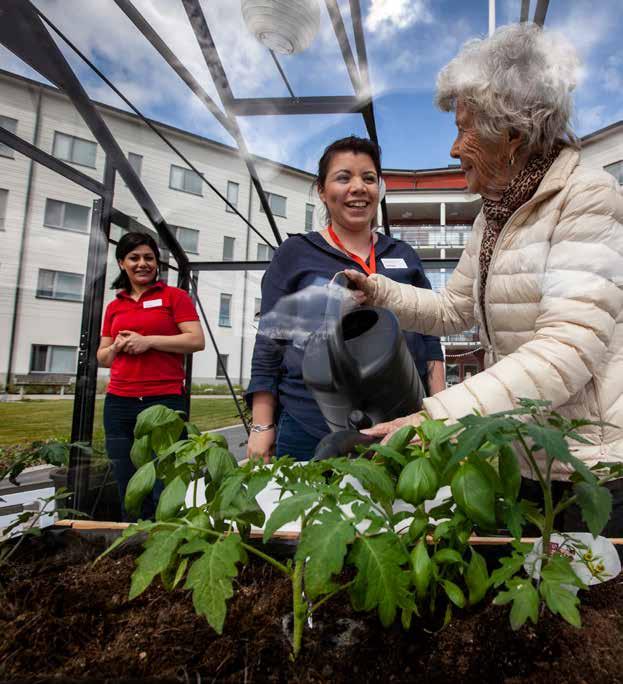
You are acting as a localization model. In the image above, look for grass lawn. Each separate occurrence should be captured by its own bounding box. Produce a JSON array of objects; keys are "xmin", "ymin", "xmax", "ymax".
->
[{"xmin": 0, "ymin": 398, "xmax": 243, "ymax": 447}]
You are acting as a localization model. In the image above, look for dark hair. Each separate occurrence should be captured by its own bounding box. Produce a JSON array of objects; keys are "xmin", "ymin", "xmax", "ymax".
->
[
  {"xmin": 112, "ymin": 231, "xmax": 161, "ymax": 291},
  {"xmin": 315, "ymin": 135, "xmax": 382, "ymax": 192},
  {"xmin": 314, "ymin": 136, "xmax": 382, "ymax": 226}
]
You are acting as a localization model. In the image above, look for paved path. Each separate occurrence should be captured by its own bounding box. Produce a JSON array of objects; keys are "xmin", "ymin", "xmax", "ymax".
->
[{"xmin": 211, "ymin": 423, "xmax": 248, "ymax": 461}]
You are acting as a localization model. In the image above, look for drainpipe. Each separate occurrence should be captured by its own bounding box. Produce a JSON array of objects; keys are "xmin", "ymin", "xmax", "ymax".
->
[
  {"xmin": 238, "ymin": 174, "xmax": 254, "ymax": 385},
  {"xmin": 2, "ymin": 86, "xmax": 43, "ymax": 398}
]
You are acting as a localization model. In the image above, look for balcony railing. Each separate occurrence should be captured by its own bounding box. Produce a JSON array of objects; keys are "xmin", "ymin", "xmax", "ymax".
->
[
  {"xmin": 442, "ymin": 327, "xmax": 480, "ymax": 345},
  {"xmin": 392, "ymin": 225, "xmax": 472, "ymax": 249}
]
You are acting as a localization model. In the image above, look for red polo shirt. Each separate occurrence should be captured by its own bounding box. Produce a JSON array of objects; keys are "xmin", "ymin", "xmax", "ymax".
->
[{"xmin": 102, "ymin": 281, "xmax": 199, "ymax": 397}]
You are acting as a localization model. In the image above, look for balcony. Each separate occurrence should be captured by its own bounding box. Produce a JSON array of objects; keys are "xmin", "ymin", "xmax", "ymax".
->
[
  {"xmin": 442, "ymin": 328, "xmax": 480, "ymax": 346},
  {"xmin": 392, "ymin": 225, "xmax": 472, "ymax": 249}
]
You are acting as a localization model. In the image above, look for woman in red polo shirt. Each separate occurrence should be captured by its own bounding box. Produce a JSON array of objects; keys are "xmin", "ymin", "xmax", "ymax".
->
[{"xmin": 98, "ymin": 232, "xmax": 205, "ymax": 520}]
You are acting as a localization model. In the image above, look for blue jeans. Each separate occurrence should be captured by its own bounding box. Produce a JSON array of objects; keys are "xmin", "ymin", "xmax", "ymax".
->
[
  {"xmin": 275, "ymin": 411, "xmax": 321, "ymax": 462},
  {"xmin": 104, "ymin": 393, "xmax": 186, "ymax": 521}
]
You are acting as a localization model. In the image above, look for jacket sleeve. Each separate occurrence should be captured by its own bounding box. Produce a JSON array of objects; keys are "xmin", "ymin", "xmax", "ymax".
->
[
  {"xmin": 245, "ymin": 259, "xmax": 288, "ymax": 405},
  {"xmin": 423, "ymin": 176, "xmax": 623, "ymax": 422},
  {"xmin": 367, "ymin": 226, "xmax": 479, "ymax": 337}
]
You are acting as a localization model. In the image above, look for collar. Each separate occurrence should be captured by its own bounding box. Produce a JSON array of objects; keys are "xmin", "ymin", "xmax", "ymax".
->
[
  {"xmin": 116, "ymin": 280, "xmax": 165, "ymax": 300},
  {"xmin": 300, "ymin": 229, "xmax": 398, "ymax": 261}
]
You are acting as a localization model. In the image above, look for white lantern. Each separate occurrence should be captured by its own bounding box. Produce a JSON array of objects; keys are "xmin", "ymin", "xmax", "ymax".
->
[{"xmin": 241, "ymin": 0, "xmax": 320, "ymax": 55}]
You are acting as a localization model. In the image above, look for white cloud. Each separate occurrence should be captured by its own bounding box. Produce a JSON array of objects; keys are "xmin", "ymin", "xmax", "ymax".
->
[
  {"xmin": 365, "ymin": 0, "xmax": 433, "ymax": 37},
  {"xmin": 601, "ymin": 53, "xmax": 623, "ymax": 93}
]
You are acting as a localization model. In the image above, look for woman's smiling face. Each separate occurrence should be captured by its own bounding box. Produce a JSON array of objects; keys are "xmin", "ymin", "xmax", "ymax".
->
[
  {"xmin": 118, "ymin": 244, "xmax": 158, "ymax": 289},
  {"xmin": 318, "ymin": 151, "xmax": 380, "ymax": 233}
]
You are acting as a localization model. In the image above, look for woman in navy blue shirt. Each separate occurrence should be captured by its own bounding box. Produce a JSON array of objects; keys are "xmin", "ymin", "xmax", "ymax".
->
[{"xmin": 246, "ymin": 136, "xmax": 444, "ymax": 461}]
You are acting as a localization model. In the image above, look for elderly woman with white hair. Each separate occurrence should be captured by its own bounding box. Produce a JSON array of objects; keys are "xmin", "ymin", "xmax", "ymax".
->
[{"xmin": 346, "ymin": 23, "xmax": 623, "ymax": 533}]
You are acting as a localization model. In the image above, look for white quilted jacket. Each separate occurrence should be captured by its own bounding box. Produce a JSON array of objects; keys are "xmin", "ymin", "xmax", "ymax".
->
[{"xmin": 368, "ymin": 148, "xmax": 623, "ymax": 478}]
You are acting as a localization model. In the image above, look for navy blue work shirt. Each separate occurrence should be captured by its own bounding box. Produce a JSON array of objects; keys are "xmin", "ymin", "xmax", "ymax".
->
[{"xmin": 245, "ymin": 231, "xmax": 444, "ymax": 439}]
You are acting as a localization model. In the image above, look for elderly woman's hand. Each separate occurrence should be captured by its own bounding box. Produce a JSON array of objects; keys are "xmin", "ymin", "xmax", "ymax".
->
[
  {"xmin": 344, "ymin": 269, "xmax": 374, "ymax": 305},
  {"xmin": 361, "ymin": 411, "xmax": 427, "ymax": 445}
]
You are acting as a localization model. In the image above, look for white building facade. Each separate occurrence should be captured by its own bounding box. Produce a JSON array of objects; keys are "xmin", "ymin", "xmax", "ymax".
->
[{"xmin": 0, "ymin": 69, "xmax": 322, "ymax": 387}]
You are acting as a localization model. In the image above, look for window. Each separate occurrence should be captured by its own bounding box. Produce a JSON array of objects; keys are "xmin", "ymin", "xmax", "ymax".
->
[
  {"xmin": 127, "ymin": 152, "xmax": 143, "ymax": 178},
  {"xmin": 172, "ymin": 225, "xmax": 199, "ymax": 253},
  {"xmin": 44, "ymin": 199, "xmax": 90, "ymax": 233},
  {"xmin": 0, "ymin": 115, "xmax": 17, "ymax": 158},
  {"xmin": 36, "ymin": 269, "xmax": 84, "ymax": 301},
  {"xmin": 257, "ymin": 243, "xmax": 273, "ymax": 261},
  {"xmin": 259, "ymin": 191, "xmax": 287, "ymax": 218},
  {"xmin": 52, "ymin": 131, "xmax": 97, "ymax": 167},
  {"xmin": 30, "ymin": 345, "xmax": 77, "ymax": 374},
  {"xmin": 219, "ymin": 293, "xmax": 232, "ymax": 327},
  {"xmin": 215, "ymin": 354, "xmax": 229, "ymax": 378},
  {"xmin": 305, "ymin": 203, "xmax": 315, "ymax": 232},
  {"xmin": 0, "ymin": 188, "xmax": 7, "ymax": 230},
  {"xmin": 169, "ymin": 164, "xmax": 202, "ymax": 195},
  {"xmin": 223, "ymin": 236, "xmax": 235, "ymax": 261},
  {"xmin": 254, "ymin": 297, "xmax": 262, "ymax": 320},
  {"xmin": 226, "ymin": 181, "xmax": 239, "ymax": 212},
  {"xmin": 604, "ymin": 160, "xmax": 623, "ymax": 184}
]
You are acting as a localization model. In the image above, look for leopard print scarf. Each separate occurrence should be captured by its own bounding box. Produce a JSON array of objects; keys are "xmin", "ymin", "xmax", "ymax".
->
[{"xmin": 478, "ymin": 144, "xmax": 562, "ymax": 335}]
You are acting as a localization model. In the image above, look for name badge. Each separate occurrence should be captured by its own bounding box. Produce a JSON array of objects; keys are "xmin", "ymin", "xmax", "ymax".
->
[
  {"xmin": 381, "ymin": 258, "xmax": 407, "ymax": 269},
  {"xmin": 143, "ymin": 299, "xmax": 163, "ymax": 309}
]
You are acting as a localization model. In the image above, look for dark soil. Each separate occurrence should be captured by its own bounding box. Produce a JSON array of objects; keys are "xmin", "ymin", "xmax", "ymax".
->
[{"xmin": 1, "ymin": 531, "xmax": 622, "ymax": 683}]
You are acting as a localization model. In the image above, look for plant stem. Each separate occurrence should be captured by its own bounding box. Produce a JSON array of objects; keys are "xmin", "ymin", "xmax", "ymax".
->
[
  {"xmin": 291, "ymin": 558, "xmax": 305, "ymax": 659},
  {"xmin": 192, "ymin": 478, "xmax": 198, "ymax": 508},
  {"xmin": 309, "ymin": 579, "xmax": 355, "ymax": 614}
]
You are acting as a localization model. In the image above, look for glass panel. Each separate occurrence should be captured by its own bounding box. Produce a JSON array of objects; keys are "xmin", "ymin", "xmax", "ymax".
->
[
  {"xmin": 52, "ymin": 131, "xmax": 73, "ymax": 161},
  {"xmin": 36, "ymin": 269, "xmax": 55, "ymax": 297},
  {"xmin": 226, "ymin": 181, "xmax": 239, "ymax": 212},
  {"xmin": 216, "ymin": 354, "xmax": 228, "ymax": 377},
  {"xmin": 257, "ymin": 243, "xmax": 273, "ymax": 261},
  {"xmin": 184, "ymin": 168, "xmax": 203, "ymax": 195},
  {"xmin": 30, "ymin": 345, "xmax": 48, "ymax": 372},
  {"xmin": 55, "ymin": 272, "xmax": 83, "ymax": 301},
  {"xmin": 305, "ymin": 203, "xmax": 314, "ymax": 231},
  {"xmin": 169, "ymin": 165, "xmax": 184, "ymax": 190},
  {"xmin": 43, "ymin": 198, "xmax": 63, "ymax": 228},
  {"xmin": 271, "ymin": 193, "xmax": 287, "ymax": 217},
  {"xmin": 128, "ymin": 152, "xmax": 143, "ymax": 177},
  {"xmin": 0, "ymin": 188, "xmax": 7, "ymax": 230},
  {"xmin": 49, "ymin": 346, "xmax": 77, "ymax": 373},
  {"xmin": 219, "ymin": 294, "xmax": 231, "ymax": 326},
  {"xmin": 446, "ymin": 364, "xmax": 460, "ymax": 386},
  {"xmin": 604, "ymin": 160, "xmax": 623, "ymax": 184},
  {"xmin": 0, "ymin": 115, "xmax": 17, "ymax": 157},
  {"xmin": 463, "ymin": 364, "xmax": 479, "ymax": 380},
  {"xmin": 254, "ymin": 297, "xmax": 262, "ymax": 320},
  {"xmin": 223, "ymin": 236, "xmax": 235, "ymax": 261},
  {"xmin": 175, "ymin": 226, "xmax": 199, "ymax": 253},
  {"xmin": 73, "ymin": 137, "xmax": 97, "ymax": 167},
  {"xmin": 63, "ymin": 202, "xmax": 90, "ymax": 232}
]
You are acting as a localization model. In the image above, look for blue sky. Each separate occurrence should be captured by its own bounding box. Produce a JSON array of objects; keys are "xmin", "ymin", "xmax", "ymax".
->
[{"xmin": 1, "ymin": 0, "xmax": 621, "ymax": 173}]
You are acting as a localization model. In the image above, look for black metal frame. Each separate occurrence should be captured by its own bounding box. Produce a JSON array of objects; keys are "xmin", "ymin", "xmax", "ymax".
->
[{"xmin": 0, "ymin": 0, "xmax": 530, "ymax": 517}]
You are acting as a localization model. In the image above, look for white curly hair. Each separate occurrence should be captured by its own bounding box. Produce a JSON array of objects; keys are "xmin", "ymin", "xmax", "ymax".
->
[{"xmin": 435, "ymin": 23, "xmax": 580, "ymax": 154}]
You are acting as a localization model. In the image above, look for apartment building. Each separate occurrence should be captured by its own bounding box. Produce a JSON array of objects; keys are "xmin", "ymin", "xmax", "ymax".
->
[
  {"xmin": 1, "ymin": 67, "xmax": 621, "ymax": 390},
  {"xmin": 0, "ymin": 69, "xmax": 321, "ymax": 387}
]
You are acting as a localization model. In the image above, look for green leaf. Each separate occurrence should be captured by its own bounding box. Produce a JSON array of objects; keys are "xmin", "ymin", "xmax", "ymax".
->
[
  {"xmin": 246, "ymin": 471, "xmax": 272, "ymax": 499},
  {"xmin": 295, "ymin": 509, "xmax": 356, "ymax": 600},
  {"xmin": 451, "ymin": 462, "xmax": 496, "ymax": 530},
  {"xmin": 130, "ymin": 435, "xmax": 153, "ymax": 469},
  {"xmin": 214, "ymin": 472, "xmax": 246, "ymax": 512},
  {"xmin": 184, "ymin": 535, "xmax": 243, "ymax": 634},
  {"xmin": 540, "ymin": 554, "xmax": 585, "ymax": 589},
  {"xmin": 465, "ymin": 549, "xmax": 488, "ymax": 605},
  {"xmin": 173, "ymin": 557, "xmax": 188, "ymax": 588},
  {"xmin": 574, "ymin": 482, "xmax": 612, "ymax": 537},
  {"xmin": 493, "ymin": 578, "xmax": 539, "ymax": 630},
  {"xmin": 328, "ymin": 458, "xmax": 395, "ymax": 505},
  {"xmin": 489, "ymin": 551, "xmax": 527, "ymax": 588},
  {"xmin": 94, "ymin": 520, "xmax": 154, "ymax": 563},
  {"xmin": 37, "ymin": 441, "xmax": 70, "ymax": 467},
  {"xmin": 263, "ymin": 488, "xmax": 319, "ymax": 542},
  {"xmin": 204, "ymin": 432, "xmax": 228, "ymax": 449},
  {"xmin": 129, "ymin": 527, "xmax": 187, "ymax": 599},
  {"xmin": 134, "ymin": 404, "xmax": 182, "ymax": 438},
  {"xmin": 185, "ymin": 422, "xmax": 201, "ymax": 436},
  {"xmin": 349, "ymin": 533, "xmax": 410, "ymax": 627},
  {"xmin": 407, "ymin": 510, "xmax": 429, "ymax": 542},
  {"xmin": 125, "ymin": 461, "xmax": 156, "ymax": 518},
  {"xmin": 432, "ymin": 548, "xmax": 464, "ymax": 565},
  {"xmin": 441, "ymin": 580, "xmax": 465, "ymax": 608},
  {"xmin": 411, "ymin": 539, "xmax": 433, "ymax": 600},
  {"xmin": 369, "ymin": 444, "xmax": 407, "ymax": 467},
  {"xmin": 540, "ymin": 580, "xmax": 581, "ymax": 627},
  {"xmin": 155, "ymin": 475, "xmax": 188, "ymax": 521},
  {"xmin": 385, "ymin": 425, "xmax": 416, "ymax": 452},
  {"xmin": 207, "ymin": 447, "xmax": 237, "ymax": 485},
  {"xmin": 524, "ymin": 423, "xmax": 595, "ymax": 483},
  {"xmin": 498, "ymin": 444, "xmax": 521, "ymax": 502},
  {"xmin": 397, "ymin": 458, "xmax": 439, "ymax": 506}
]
